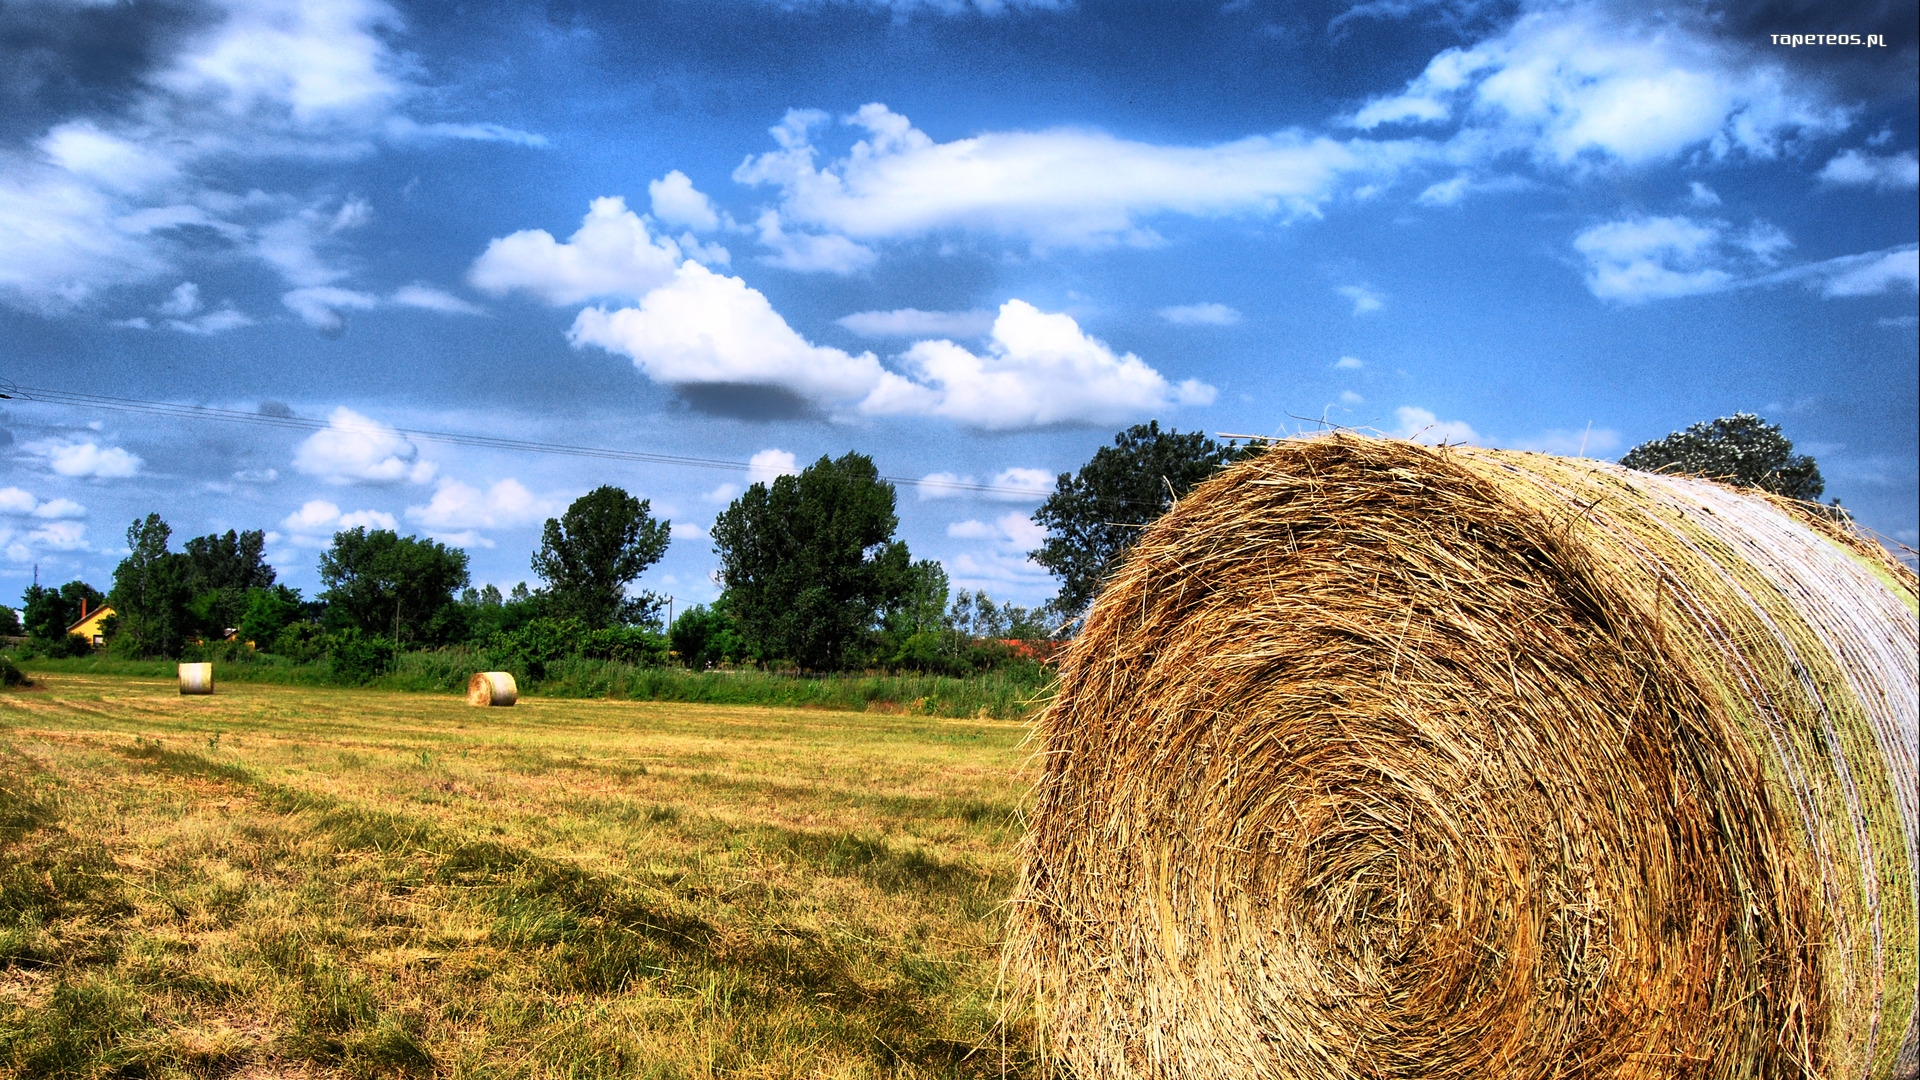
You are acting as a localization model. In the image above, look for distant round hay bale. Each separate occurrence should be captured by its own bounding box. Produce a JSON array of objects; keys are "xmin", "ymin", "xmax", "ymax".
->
[
  {"xmin": 467, "ymin": 671, "xmax": 517, "ymax": 707},
  {"xmin": 1009, "ymin": 434, "xmax": 1918, "ymax": 1079},
  {"xmin": 177, "ymin": 662, "xmax": 214, "ymax": 696}
]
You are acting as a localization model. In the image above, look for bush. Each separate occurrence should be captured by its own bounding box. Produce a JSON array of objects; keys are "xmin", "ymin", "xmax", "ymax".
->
[
  {"xmin": 0, "ymin": 655, "xmax": 30, "ymax": 687},
  {"xmin": 273, "ymin": 623, "xmax": 328, "ymax": 663},
  {"xmin": 579, "ymin": 626, "xmax": 668, "ymax": 666},
  {"xmin": 327, "ymin": 628, "xmax": 395, "ymax": 686}
]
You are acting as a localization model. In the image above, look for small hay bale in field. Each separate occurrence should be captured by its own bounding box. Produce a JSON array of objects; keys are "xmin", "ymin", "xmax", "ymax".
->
[
  {"xmin": 177, "ymin": 662, "xmax": 214, "ymax": 695},
  {"xmin": 467, "ymin": 671, "xmax": 517, "ymax": 707},
  {"xmin": 1009, "ymin": 434, "xmax": 1918, "ymax": 1080}
]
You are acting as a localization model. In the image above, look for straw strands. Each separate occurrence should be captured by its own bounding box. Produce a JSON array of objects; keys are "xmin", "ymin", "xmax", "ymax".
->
[{"xmin": 1008, "ymin": 434, "xmax": 1918, "ymax": 1080}]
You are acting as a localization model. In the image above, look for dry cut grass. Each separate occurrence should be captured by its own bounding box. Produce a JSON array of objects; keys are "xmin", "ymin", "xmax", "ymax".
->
[{"xmin": 0, "ymin": 673, "xmax": 1039, "ymax": 1079}]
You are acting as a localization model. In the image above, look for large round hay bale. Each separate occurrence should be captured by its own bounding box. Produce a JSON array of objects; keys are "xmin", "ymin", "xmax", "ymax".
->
[
  {"xmin": 177, "ymin": 662, "xmax": 214, "ymax": 695},
  {"xmin": 1010, "ymin": 434, "xmax": 1918, "ymax": 1080},
  {"xmin": 467, "ymin": 671, "xmax": 517, "ymax": 707}
]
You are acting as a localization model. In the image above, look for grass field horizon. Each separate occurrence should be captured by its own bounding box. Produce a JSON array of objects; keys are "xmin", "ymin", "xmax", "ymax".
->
[{"xmin": 0, "ymin": 672, "xmax": 1039, "ymax": 1078}]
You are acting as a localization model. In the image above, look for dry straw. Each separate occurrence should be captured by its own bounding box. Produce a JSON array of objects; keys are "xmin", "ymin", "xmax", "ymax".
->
[{"xmin": 1008, "ymin": 434, "xmax": 1918, "ymax": 1079}]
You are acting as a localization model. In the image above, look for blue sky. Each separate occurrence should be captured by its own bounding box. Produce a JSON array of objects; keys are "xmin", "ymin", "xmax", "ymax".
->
[{"xmin": 2, "ymin": 0, "xmax": 1915, "ymax": 609}]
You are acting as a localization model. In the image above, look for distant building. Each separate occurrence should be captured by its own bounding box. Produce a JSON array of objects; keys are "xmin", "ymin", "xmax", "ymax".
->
[{"xmin": 67, "ymin": 601, "xmax": 114, "ymax": 647}]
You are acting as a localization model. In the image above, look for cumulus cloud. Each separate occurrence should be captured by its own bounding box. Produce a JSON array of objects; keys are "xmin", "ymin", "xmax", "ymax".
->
[
  {"xmin": 918, "ymin": 466, "xmax": 1053, "ymax": 501},
  {"xmin": 0, "ymin": 488, "xmax": 84, "ymax": 519},
  {"xmin": 469, "ymin": 197, "xmax": 688, "ymax": 304},
  {"xmin": 406, "ymin": 478, "xmax": 556, "ymax": 531},
  {"xmin": 1351, "ymin": 6, "xmax": 1846, "ymax": 168},
  {"xmin": 865, "ymin": 300, "xmax": 1216, "ymax": 428},
  {"xmin": 1335, "ymin": 355, "xmax": 1365, "ymax": 369},
  {"xmin": 292, "ymin": 407, "xmax": 436, "ymax": 485},
  {"xmin": 573, "ymin": 267, "xmax": 1214, "ymax": 429},
  {"xmin": 0, "ymin": 489, "xmax": 35, "ymax": 515},
  {"xmin": 752, "ymin": 210, "xmax": 878, "ymax": 274},
  {"xmin": 1688, "ymin": 181, "xmax": 1721, "ymax": 207},
  {"xmin": 942, "ymin": 510, "xmax": 1052, "ymax": 595},
  {"xmin": 837, "ymin": 308, "xmax": 995, "ymax": 338},
  {"xmin": 24, "ymin": 440, "xmax": 143, "ymax": 478},
  {"xmin": 569, "ymin": 261, "xmax": 892, "ymax": 403},
  {"xmin": 27, "ymin": 521, "xmax": 88, "ymax": 551},
  {"xmin": 280, "ymin": 499, "xmax": 397, "ymax": 541},
  {"xmin": 1337, "ymin": 284, "xmax": 1384, "ymax": 314},
  {"xmin": 1394, "ymin": 406, "xmax": 1482, "ymax": 445},
  {"xmin": 283, "ymin": 285, "xmax": 380, "ymax": 333},
  {"xmin": 1779, "ymin": 245, "xmax": 1920, "ymax": 298},
  {"xmin": 31, "ymin": 498, "xmax": 87, "ymax": 520},
  {"xmin": 734, "ymin": 103, "xmax": 1424, "ymax": 253},
  {"xmin": 649, "ymin": 170, "xmax": 722, "ymax": 232},
  {"xmin": 747, "ymin": 448, "xmax": 800, "ymax": 486},
  {"xmin": 1157, "ymin": 303, "xmax": 1242, "ymax": 326},
  {"xmin": 1818, "ymin": 149, "xmax": 1920, "ymax": 192}
]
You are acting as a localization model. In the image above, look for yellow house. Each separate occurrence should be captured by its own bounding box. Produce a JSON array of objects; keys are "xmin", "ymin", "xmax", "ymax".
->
[{"xmin": 67, "ymin": 602, "xmax": 114, "ymax": 647}]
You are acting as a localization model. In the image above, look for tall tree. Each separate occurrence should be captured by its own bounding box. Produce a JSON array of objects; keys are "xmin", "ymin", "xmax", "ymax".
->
[
  {"xmin": 531, "ymin": 486, "xmax": 671, "ymax": 629},
  {"xmin": 109, "ymin": 514, "xmax": 195, "ymax": 657},
  {"xmin": 22, "ymin": 580, "xmax": 107, "ymax": 648},
  {"xmin": 182, "ymin": 529, "xmax": 276, "ymax": 636},
  {"xmin": 1620, "ymin": 413, "xmax": 1825, "ymax": 501},
  {"xmin": 318, "ymin": 528, "xmax": 470, "ymax": 646},
  {"xmin": 711, "ymin": 452, "xmax": 910, "ymax": 670},
  {"xmin": 1031, "ymin": 422, "xmax": 1262, "ymax": 622}
]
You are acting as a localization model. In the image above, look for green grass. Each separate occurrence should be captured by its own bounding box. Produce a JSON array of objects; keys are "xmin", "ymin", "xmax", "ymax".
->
[
  {"xmin": 16, "ymin": 653, "xmax": 1054, "ymax": 721},
  {"xmin": 0, "ymin": 672, "xmax": 1040, "ymax": 1078}
]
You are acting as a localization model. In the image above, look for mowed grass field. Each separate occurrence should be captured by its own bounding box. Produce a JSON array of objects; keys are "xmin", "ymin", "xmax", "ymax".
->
[{"xmin": 0, "ymin": 674, "xmax": 1041, "ymax": 1079}]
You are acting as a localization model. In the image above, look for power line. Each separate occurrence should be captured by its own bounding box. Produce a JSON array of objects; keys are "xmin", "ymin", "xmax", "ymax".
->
[{"xmin": 5, "ymin": 383, "xmax": 1051, "ymax": 500}]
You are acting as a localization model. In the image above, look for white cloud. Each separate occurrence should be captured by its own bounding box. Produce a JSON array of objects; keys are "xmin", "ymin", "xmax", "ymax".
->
[
  {"xmin": 752, "ymin": 209, "xmax": 878, "ymax": 274},
  {"xmin": 1573, "ymin": 215, "xmax": 1743, "ymax": 301},
  {"xmin": 1157, "ymin": 303, "xmax": 1242, "ymax": 326},
  {"xmin": 406, "ymin": 478, "xmax": 555, "ymax": 529},
  {"xmin": 703, "ymin": 482, "xmax": 741, "ymax": 503},
  {"xmin": 748, "ymin": 448, "xmax": 800, "ymax": 486},
  {"xmin": 25, "ymin": 440, "xmax": 143, "ymax": 478},
  {"xmin": 649, "ymin": 170, "xmax": 722, "ymax": 232},
  {"xmin": 159, "ymin": 282, "xmax": 201, "ymax": 317},
  {"xmin": 669, "ymin": 521, "xmax": 707, "ymax": 541},
  {"xmin": 948, "ymin": 511, "xmax": 1045, "ymax": 549},
  {"xmin": 283, "ymin": 285, "xmax": 380, "ymax": 333},
  {"xmin": 864, "ymin": 300, "xmax": 1216, "ymax": 428},
  {"xmin": 947, "ymin": 518, "xmax": 997, "ymax": 540},
  {"xmin": 734, "ymin": 103, "xmax": 1423, "ymax": 253},
  {"xmin": 1394, "ymin": 406, "xmax": 1481, "ymax": 445},
  {"xmin": 571, "ymin": 268, "xmax": 1213, "ymax": 430},
  {"xmin": 279, "ymin": 499, "xmax": 396, "ymax": 541},
  {"xmin": 570, "ymin": 261, "xmax": 891, "ymax": 403},
  {"xmin": 1800, "ymin": 245, "xmax": 1920, "ymax": 298},
  {"xmin": 837, "ymin": 308, "xmax": 995, "ymax": 338},
  {"xmin": 1688, "ymin": 181, "xmax": 1721, "ymax": 207},
  {"xmin": 918, "ymin": 466, "xmax": 1053, "ymax": 501},
  {"xmin": 1335, "ymin": 356, "xmax": 1364, "ymax": 369},
  {"xmin": 1338, "ymin": 390, "xmax": 1364, "ymax": 405},
  {"xmin": 469, "ymin": 196, "xmax": 686, "ymax": 305},
  {"xmin": 27, "ymin": 521, "xmax": 88, "ymax": 551},
  {"xmin": 31, "ymin": 498, "xmax": 87, "ymax": 520},
  {"xmin": 291, "ymin": 407, "xmax": 436, "ymax": 485},
  {"xmin": 155, "ymin": 0, "xmax": 409, "ymax": 125},
  {"xmin": 1336, "ymin": 284, "xmax": 1383, "ymax": 314},
  {"xmin": 1578, "ymin": 215, "xmax": 1915, "ymax": 303},
  {"xmin": 1351, "ymin": 7, "xmax": 1846, "ymax": 168},
  {"xmin": 0, "ymin": 489, "xmax": 37, "ymax": 515},
  {"xmin": 1819, "ymin": 149, "xmax": 1920, "ymax": 192},
  {"xmin": 234, "ymin": 468, "xmax": 279, "ymax": 483},
  {"xmin": 392, "ymin": 283, "xmax": 484, "ymax": 314}
]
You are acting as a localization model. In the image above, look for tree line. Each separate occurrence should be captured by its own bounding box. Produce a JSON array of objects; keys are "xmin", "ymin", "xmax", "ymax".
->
[{"xmin": 8, "ymin": 412, "xmax": 1826, "ymax": 677}]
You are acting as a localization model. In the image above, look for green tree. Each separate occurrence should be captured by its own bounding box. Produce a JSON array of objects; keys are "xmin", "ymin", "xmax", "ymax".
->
[
  {"xmin": 670, "ymin": 600, "xmax": 747, "ymax": 669},
  {"xmin": 318, "ymin": 528, "xmax": 470, "ymax": 647},
  {"xmin": 885, "ymin": 559, "xmax": 951, "ymax": 638},
  {"xmin": 22, "ymin": 580, "xmax": 106, "ymax": 654},
  {"xmin": 182, "ymin": 529, "xmax": 276, "ymax": 636},
  {"xmin": 531, "ymin": 486, "xmax": 671, "ymax": 629},
  {"xmin": 711, "ymin": 452, "xmax": 911, "ymax": 670},
  {"xmin": 1031, "ymin": 422, "xmax": 1264, "ymax": 622},
  {"xmin": 109, "ymin": 514, "xmax": 195, "ymax": 657},
  {"xmin": 1620, "ymin": 413, "xmax": 1825, "ymax": 501},
  {"xmin": 237, "ymin": 585, "xmax": 304, "ymax": 649}
]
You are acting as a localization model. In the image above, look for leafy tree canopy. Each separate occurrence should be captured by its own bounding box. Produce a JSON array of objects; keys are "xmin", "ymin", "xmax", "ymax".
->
[
  {"xmin": 318, "ymin": 528, "xmax": 470, "ymax": 646},
  {"xmin": 531, "ymin": 485, "xmax": 671, "ymax": 630},
  {"xmin": 1031, "ymin": 421, "xmax": 1264, "ymax": 622},
  {"xmin": 108, "ymin": 513, "xmax": 195, "ymax": 657},
  {"xmin": 1619, "ymin": 413, "xmax": 1825, "ymax": 502},
  {"xmin": 711, "ymin": 452, "xmax": 910, "ymax": 671},
  {"xmin": 22, "ymin": 579, "xmax": 106, "ymax": 646}
]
